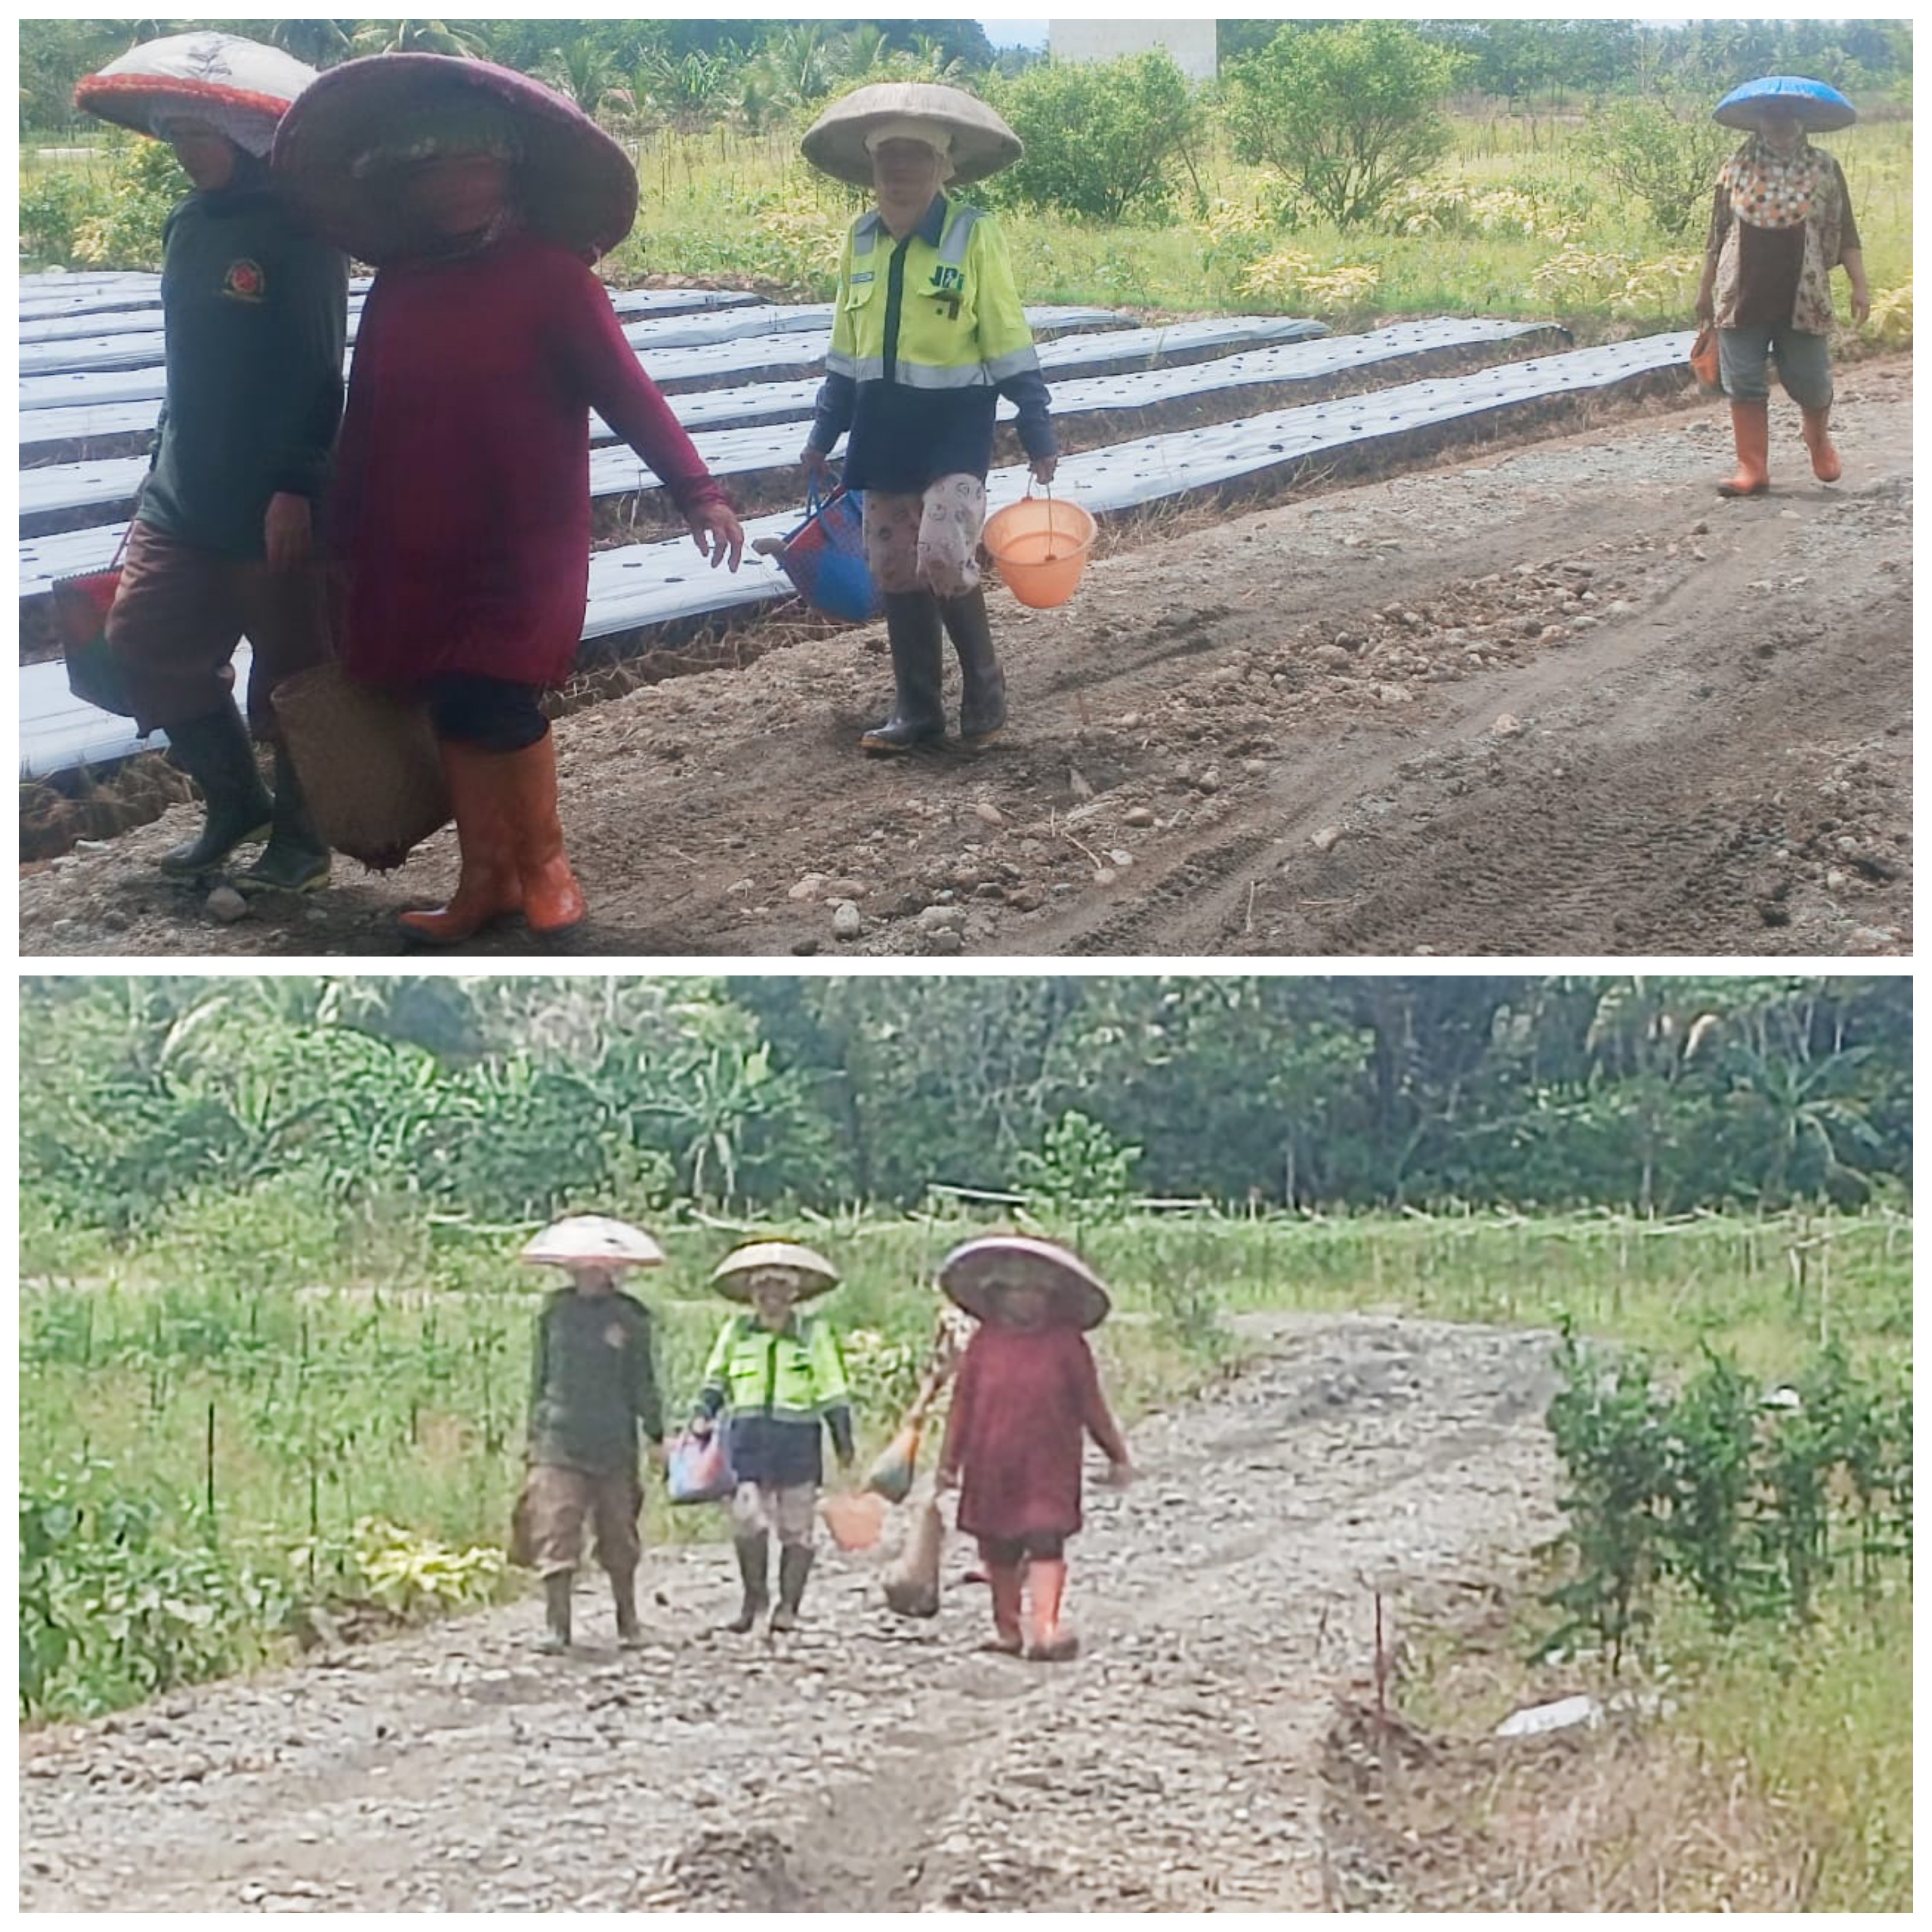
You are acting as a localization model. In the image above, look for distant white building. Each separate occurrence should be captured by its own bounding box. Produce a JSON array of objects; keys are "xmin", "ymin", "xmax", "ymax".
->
[{"xmin": 1048, "ymin": 19, "xmax": 1219, "ymax": 83}]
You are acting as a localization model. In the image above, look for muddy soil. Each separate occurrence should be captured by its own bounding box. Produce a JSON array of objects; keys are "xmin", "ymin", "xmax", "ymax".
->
[
  {"xmin": 20, "ymin": 1315, "xmax": 1562, "ymax": 1913},
  {"xmin": 20, "ymin": 359, "xmax": 1910, "ymax": 958}
]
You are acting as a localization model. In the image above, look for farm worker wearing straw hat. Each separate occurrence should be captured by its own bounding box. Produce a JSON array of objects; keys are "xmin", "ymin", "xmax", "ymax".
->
[
  {"xmin": 936, "ymin": 1236, "xmax": 1133, "ymax": 1661},
  {"xmin": 513, "ymin": 1217, "xmax": 669, "ymax": 1654},
  {"xmin": 689, "ymin": 1242, "xmax": 856, "ymax": 1634},
  {"xmin": 75, "ymin": 32, "xmax": 347, "ymax": 896},
  {"xmin": 272, "ymin": 55, "xmax": 745, "ymax": 944},
  {"xmin": 800, "ymin": 83, "xmax": 1058, "ymax": 754},
  {"xmin": 1695, "ymin": 75, "xmax": 1871, "ymax": 497}
]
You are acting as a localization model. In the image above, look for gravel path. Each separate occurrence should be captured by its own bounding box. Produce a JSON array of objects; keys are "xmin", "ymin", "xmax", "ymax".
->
[{"xmin": 21, "ymin": 1315, "xmax": 1563, "ymax": 1912}]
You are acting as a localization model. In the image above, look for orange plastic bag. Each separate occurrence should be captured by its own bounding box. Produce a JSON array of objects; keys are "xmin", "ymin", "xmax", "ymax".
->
[
  {"xmin": 1689, "ymin": 324, "xmax": 1723, "ymax": 396},
  {"xmin": 863, "ymin": 1417, "xmax": 924, "ymax": 1503}
]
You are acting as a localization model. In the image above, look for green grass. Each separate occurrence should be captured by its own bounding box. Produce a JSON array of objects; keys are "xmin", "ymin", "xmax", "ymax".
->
[
  {"xmin": 21, "ymin": 114, "xmax": 1911, "ymax": 332},
  {"xmin": 19, "ymin": 1201, "xmax": 1908, "ymax": 1751}
]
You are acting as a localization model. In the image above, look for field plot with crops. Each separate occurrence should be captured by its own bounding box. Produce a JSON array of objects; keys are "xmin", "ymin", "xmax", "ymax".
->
[{"xmin": 18, "ymin": 972, "xmax": 1913, "ymax": 1909}]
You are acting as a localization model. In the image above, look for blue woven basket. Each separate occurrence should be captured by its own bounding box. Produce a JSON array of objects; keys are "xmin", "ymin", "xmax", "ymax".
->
[{"xmin": 776, "ymin": 479, "xmax": 880, "ymax": 623}]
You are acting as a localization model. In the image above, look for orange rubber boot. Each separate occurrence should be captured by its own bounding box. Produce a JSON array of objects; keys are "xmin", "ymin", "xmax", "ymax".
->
[
  {"xmin": 398, "ymin": 742, "xmax": 522, "ymax": 945},
  {"xmin": 982, "ymin": 1562, "xmax": 1024, "ymax": 1654},
  {"xmin": 1717, "ymin": 399, "xmax": 1771, "ymax": 497},
  {"xmin": 501, "ymin": 732, "xmax": 587, "ymax": 936},
  {"xmin": 1025, "ymin": 1557, "xmax": 1079, "ymax": 1662},
  {"xmin": 1800, "ymin": 405, "xmax": 1842, "ymax": 482}
]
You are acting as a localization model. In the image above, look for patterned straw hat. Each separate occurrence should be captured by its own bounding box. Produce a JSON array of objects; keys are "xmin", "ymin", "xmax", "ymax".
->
[{"xmin": 76, "ymin": 32, "xmax": 317, "ymax": 157}]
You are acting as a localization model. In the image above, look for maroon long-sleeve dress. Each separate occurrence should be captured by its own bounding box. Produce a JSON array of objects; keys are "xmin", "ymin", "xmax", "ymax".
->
[
  {"xmin": 940, "ymin": 1322, "xmax": 1128, "ymax": 1544},
  {"xmin": 331, "ymin": 229, "xmax": 726, "ymax": 691}
]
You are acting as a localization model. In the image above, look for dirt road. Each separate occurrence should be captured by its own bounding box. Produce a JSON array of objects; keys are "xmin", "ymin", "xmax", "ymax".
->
[
  {"xmin": 21, "ymin": 1316, "xmax": 1561, "ymax": 1912},
  {"xmin": 21, "ymin": 358, "xmax": 1910, "ymax": 957}
]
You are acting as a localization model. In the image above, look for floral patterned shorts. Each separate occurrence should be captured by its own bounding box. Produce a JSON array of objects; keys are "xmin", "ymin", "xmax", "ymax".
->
[{"xmin": 861, "ymin": 474, "xmax": 987, "ymax": 597}]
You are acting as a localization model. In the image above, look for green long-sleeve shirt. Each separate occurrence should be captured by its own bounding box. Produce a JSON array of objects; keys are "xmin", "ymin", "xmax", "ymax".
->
[
  {"xmin": 140, "ymin": 180, "xmax": 348, "ymax": 558},
  {"xmin": 526, "ymin": 1290, "xmax": 664, "ymax": 1476}
]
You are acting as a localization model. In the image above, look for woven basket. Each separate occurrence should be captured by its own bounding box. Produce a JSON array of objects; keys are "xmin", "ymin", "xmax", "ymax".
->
[{"xmin": 271, "ymin": 663, "xmax": 449, "ymax": 871}]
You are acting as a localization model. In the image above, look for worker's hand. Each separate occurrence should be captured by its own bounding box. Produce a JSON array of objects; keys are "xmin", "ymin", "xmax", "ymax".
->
[
  {"xmin": 936, "ymin": 1466, "xmax": 960, "ymax": 1493},
  {"xmin": 1849, "ymin": 279, "xmax": 1872, "ymax": 326},
  {"xmin": 646, "ymin": 1440, "xmax": 670, "ymax": 1472},
  {"xmin": 264, "ymin": 491, "xmax": 313, "ymax": 571},
  {"xmin": 1103, "ymin": 1458, "xmax": 1137, "ymax": 1490},
  {"xmin": 800, "ymin": 442, "xmax": 832, "ymax": 481},
  {"xmin": 1694, "ymin": 282, "xmax": 1716, "ymax": 325},
  {"xmin": 1028, "ymin": 455, "xmax": 1059, "ymax": 487},
  {"xmin": 687, "ymin": 501, "xmax": 745, "ymax": 573}
]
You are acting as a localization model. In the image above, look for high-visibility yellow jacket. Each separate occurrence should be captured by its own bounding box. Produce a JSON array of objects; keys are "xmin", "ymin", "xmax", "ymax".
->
[
  {"xmin": 808, "ymin": 192, "xmax": 1056, "ymax": 493},
  {"xmin": 695, "ymin": 1310, "xmax": 854, "ymax": 1486}
]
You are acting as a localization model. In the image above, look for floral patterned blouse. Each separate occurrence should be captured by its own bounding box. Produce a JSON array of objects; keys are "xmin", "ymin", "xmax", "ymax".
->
[{"xmin": 1704, "ymin": 139, "xmax": 1861, "ymax": 337}]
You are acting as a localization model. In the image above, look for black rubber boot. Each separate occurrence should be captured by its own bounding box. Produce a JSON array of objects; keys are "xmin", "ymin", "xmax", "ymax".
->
[
  {"xmin": 770, "ymin": 1545, "xmax": 814, "ymax": 1632},
  {"xmin": 538, "ymin": 1571, "xmax": 573, "ymax": 1654},
  {"xmin": 610, "ymin": 1566, "xmax": 643, "ymax": 1650},
  {"xmin": 157, "ymin": 705, "xmax": 273, "ymax": 877},
  {"xmin": 726, "ymin": 1533, "xmax": 769, "ymax": 1634},
  {"xmin": 859, "ymin": 592, "xmax": 946, "ymax": 754},
  {"xmin": 940, "ymin": 589, "xmax": 1007, "ymax": 743},
  {"xmin": 236, "ymin": 744, "xmax": 330, "ymax": 895}
]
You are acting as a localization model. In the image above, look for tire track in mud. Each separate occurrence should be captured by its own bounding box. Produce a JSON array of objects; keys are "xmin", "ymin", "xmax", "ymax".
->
[
  {"xmin": 21, "ymin": 1316, "xmax": 1563, "ymax": 1914},
  {"xmin": 20, "ymin": 359, "xmax": 1910, "ymax": 958}
]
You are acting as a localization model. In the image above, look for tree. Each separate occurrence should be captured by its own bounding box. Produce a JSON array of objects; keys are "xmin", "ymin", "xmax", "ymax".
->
[
  {"xmin": 349, "ymin": 21, "xmax": 486, "ymax": 59},
  {"xmin": 539, "ymin": 34, "xmax": 630, "ymax": 116},
  {"xmin": 1577, "ymin": 91, "xmax": 1738, "ymax": 240},
  {"xmin": 1224, "ymin": 20, "xmax": 1466, "ymax": 228},
  {"xmin": 990, "ymin": 51, "xmax": 1205, "ymax": 224}
]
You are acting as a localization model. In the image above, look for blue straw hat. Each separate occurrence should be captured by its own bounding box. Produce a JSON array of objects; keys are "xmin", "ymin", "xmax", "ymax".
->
[{"xmin": 1714, "ymin": 76, "xmax": 1857, "ymax": 133}]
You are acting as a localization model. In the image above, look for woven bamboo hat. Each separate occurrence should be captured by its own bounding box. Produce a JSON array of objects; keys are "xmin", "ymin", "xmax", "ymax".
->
[
  {"xmin": 802, "ymin": 82, "xmax": 1023, "ymax": 187},
  {"xmin": 272, "ymin": 53, "xmax": 639, "ymax": 265},
  {"xmin": 939, "ymin": 1235, "xmax": 1112, "ymax": 1331},
  {"xmin": 75, "ymin": 32, "xmax": 317, "ymax": 157},
  {"xmin": 710, "ymin": 1240, "xmax": 842, "ymax": 1303}
]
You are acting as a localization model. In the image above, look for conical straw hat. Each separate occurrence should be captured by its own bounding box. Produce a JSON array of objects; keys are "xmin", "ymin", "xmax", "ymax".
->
[
  {"xmin": 802, "ymin": 82, "xmax": 1022, "ymax": 187},
  {"xmin": 520, "ymin": 1215, "xmax": 665, "ymax": 1271},
  {"xmin": 938, "ymin": 1235, "xmax": 1111, "ymax": 1331},
  {"xmin": 76, "ymin": 32, "xmax": 317, "ymax": 155},
  {"xmin": 710, "ymin": 1240, "xmax": 842, "ymax": 1302}
]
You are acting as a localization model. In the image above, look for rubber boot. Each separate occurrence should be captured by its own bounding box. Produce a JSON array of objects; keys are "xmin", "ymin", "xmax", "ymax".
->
[
  {"xmin": 236, "ymin": 743, "xmax": 330, "ymax": 895},
  {"xmin": 538, "ymin": 1571, "xmax": 573, "ymax": 1654},
  {"xmin": 1717, "ymin": 399, "xmax": 1772, "ymax": 497},
  {"xmin": 940, "ymin": 589, "xmax": 1007, "ymax": 743},
  {"xmin": 859, "ymin": 592, "xmax": 946, "ymax": 753},
  {"xmin": 1800, "ymin": 404, "xmax": 1843, "ymax": 483},
  {"xmin": 769, "ymin": 1544, "xmax": 814, "ymax": 1632},
  {"xmin": 610, "ymin": 1566, "xmax": 643, "ymax": 1650},
  {"xmin": 156, "ymin": 704, "xmax": 273, "ymax": 876},
  {"xmin": 499, "ymin": 730, "xmax": 587, "ymax": 936},
  {"xmin": 725, "ymin": 1533, "xmax": 769, "ymax": 1634},
  {"xmin": 981, "ymin": 1561, "xmax": 1025, "ymax": 1654},
  {"xmin": 398, "ymin": 741, "xmax": 522, "ymax": 945},
  {"xmin": 1025, "ymin": 1557, "xmax": 1079, "ymax": 1662}
]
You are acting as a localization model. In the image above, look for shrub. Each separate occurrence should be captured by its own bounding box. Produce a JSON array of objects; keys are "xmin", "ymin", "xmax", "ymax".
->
[
  {"xmin": 20, "ymin": 165, "xmax": 105, "ymax": 265},
  {"xmin": 1863, "ymin": 278, "xmax": 1912, "ymax": 346},
  {"xmin": 989, "ymin": 51, "xmax": 1204, "ymax": 225},
  {"xmin": 1224, "ymin": 21, "xmax": 1466, "ymax": 229},
  {"xmin": 1012, "ymin": 1110, "xmax": 1142, "ymax": 1220},
  {"xmin": 71, "ymin": 138, "xmax": 185, "ymax": 269},
  {"xmin": 1576, "ymin": 93, "xmax": 1737, "ymax": 241}
]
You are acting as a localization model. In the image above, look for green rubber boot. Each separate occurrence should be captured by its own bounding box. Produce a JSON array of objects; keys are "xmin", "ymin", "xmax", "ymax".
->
[{"xmin": 157, "ymin": 705, "xmax": 273, "ymax": 877}]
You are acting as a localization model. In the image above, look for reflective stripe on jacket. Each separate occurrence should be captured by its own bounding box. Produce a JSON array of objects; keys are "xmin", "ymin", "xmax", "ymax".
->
[
  {"xmin": 809, "ymin": 193, "xmax": 1055, "ymax": 492},
  {"xmin": 698, "ymin": 1311, "xmax": 851, "ymax": 1425}
]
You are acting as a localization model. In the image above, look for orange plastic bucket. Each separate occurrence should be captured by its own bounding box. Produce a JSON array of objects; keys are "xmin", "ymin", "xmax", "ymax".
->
[{"xmin": 983, "ymin": 493, "xmax": 1096, "ymax": 609}]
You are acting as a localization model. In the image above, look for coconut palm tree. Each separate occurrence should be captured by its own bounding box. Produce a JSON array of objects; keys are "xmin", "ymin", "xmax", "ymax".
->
[
  {"xmin": 540, "ymin": 35, "xmax": 630, "ymax": 116},
  {"xmin": 349, "ymin": 21, "xmax": 486, "ymax": 60}
]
